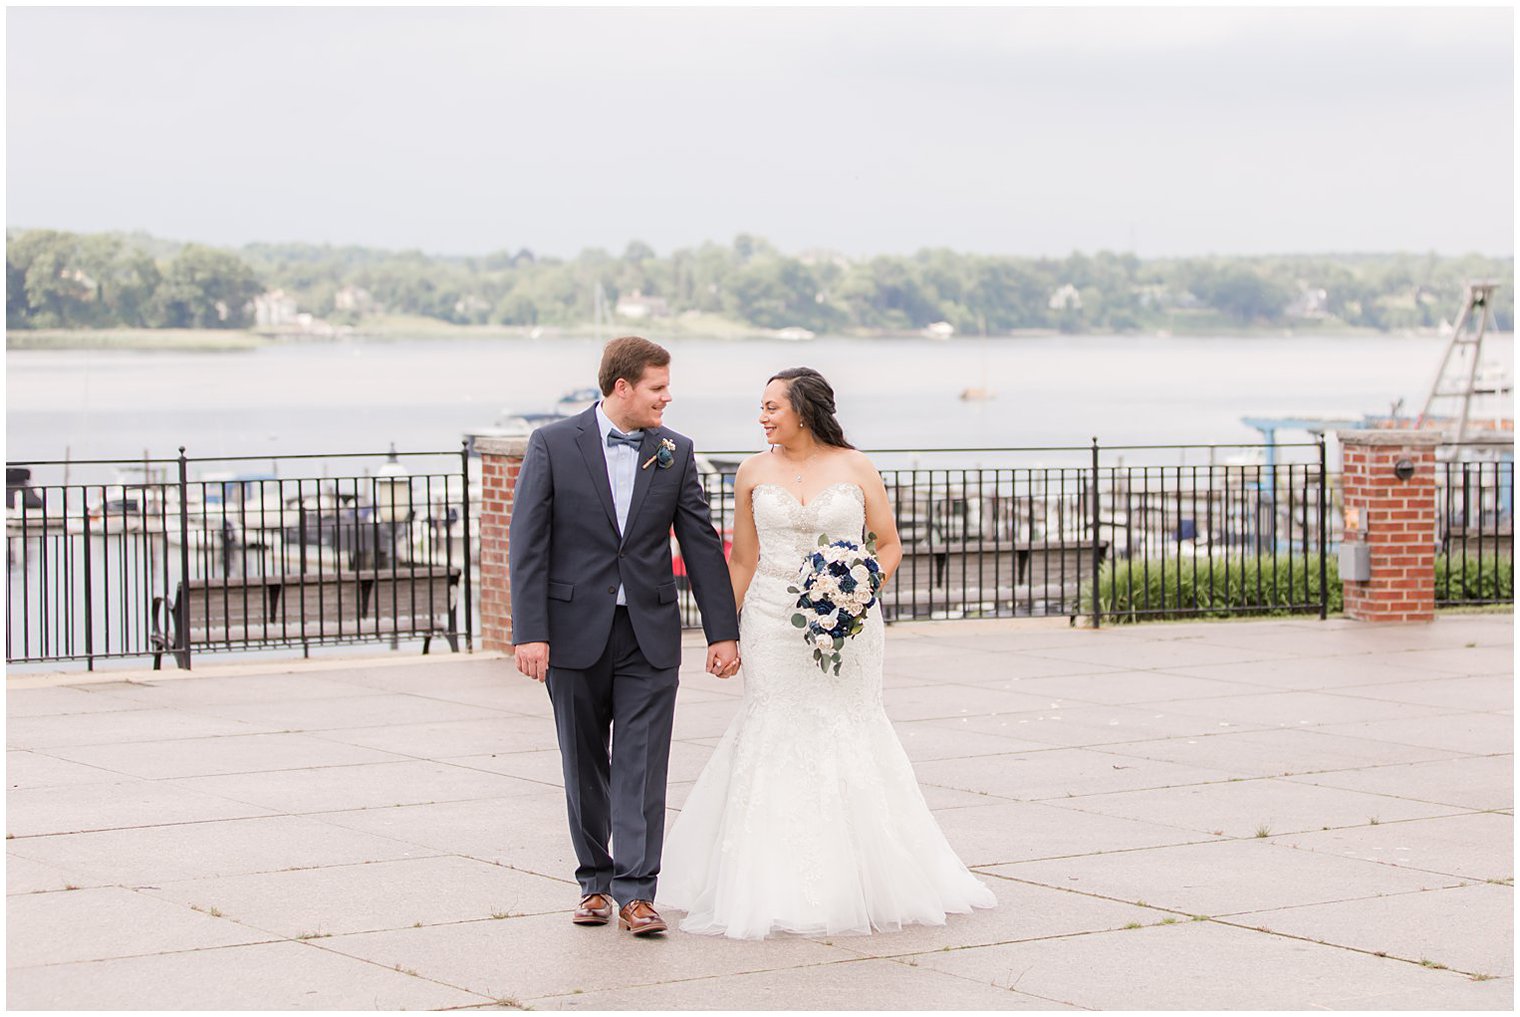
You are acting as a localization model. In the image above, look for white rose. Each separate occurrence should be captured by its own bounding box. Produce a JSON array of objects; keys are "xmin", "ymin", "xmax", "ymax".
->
[
  {"xmin": 850, "ymin": 564, "xmax": 871, "ymax": 586},
  {"xmin": 816, "ymin": 633, "xmax": 834, "ymax": 651}
]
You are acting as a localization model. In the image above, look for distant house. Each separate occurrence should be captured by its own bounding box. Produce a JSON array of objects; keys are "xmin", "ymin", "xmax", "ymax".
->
[
  {"xmin": 924, "ymin": 321, "xmax": 954, "ymax": 340},
  {"xmin": 454, "ymin": 295, "xmax": 491, "ymax": 319},
  {"xmin": 616, "ymin": 291, "xmax": 670, "ymax": 319},
  {"xmin": 254, "ymin": 290, "xmax": 299, "ymax": 327},
  {"xmin": 1048, "ymin": 284, "xmax": 1083, "ymax": 311},
  {"xmin": 334, "ymin": 285, "xmax": 375, "ymax": 313},
  {"xmin": 1286, "ymin": 287, "xmax": 1330, "ymax": 319}
]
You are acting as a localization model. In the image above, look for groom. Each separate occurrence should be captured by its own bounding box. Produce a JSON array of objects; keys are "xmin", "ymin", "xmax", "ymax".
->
[{"xmin": 509, "ymin": 336, "xmax": 740, "ymax": 936}]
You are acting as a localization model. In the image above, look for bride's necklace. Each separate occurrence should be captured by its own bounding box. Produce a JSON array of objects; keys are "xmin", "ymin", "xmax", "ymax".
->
[{"xmin": 778, "ymin": 445, "xmax": 820, "ymax": 485}]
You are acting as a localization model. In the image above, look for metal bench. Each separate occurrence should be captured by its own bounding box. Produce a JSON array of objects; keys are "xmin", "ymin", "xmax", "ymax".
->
[{"xmin": 150, "ymin": 565, "xmax": 461, "ymax": 669}]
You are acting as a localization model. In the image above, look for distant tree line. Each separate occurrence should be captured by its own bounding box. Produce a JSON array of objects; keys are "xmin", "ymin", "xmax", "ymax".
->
[{"xmin": 7, "ymin": 228, "xmax": 1513, "ymax": 334}]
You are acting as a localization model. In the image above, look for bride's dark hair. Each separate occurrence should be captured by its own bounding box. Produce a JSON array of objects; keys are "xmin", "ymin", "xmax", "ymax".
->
[{"xmin": 769, "ymin": 368, "xmax": 854, "ymax": 449}]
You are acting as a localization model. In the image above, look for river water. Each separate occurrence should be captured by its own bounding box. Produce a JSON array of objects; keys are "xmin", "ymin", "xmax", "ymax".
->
[{"xmin": 7, "ymin": 331, "xmax": 1513, "ymax": 474}]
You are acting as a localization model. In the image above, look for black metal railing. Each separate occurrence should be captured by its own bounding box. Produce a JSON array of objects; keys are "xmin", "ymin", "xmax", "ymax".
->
[
  {"xmin": 1091, "ymin": 442, "xmax": 1336, "ymax": 622},
  {"xmin": 7, "ymin": 448, "xmax": 473, "ymax": 669},
  {"xmin": 1436, "ymin": 444, "xmax": 1514, "ymax": 607},
  {"xmin": 681, "ymin": 440, "xmax": 1343, "ymax": 627},
  {"xmin": 12, "ymin": 439, "xmax": 1510, "ymax": 667}
]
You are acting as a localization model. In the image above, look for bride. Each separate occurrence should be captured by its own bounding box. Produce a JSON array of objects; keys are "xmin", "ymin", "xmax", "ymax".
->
[{"xmin": 660, "ymin": 367, "xmax": 996, "ymax": 939}]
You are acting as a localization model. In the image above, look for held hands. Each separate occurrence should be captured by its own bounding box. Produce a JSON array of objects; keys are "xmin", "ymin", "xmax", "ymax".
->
[
  {"xmin": 707, "ymin": 640, "xmax": 741, "ymax": 679},
  {"xmin": 513, "ymin": 641, "xmax": 550, "ymax": 683}
]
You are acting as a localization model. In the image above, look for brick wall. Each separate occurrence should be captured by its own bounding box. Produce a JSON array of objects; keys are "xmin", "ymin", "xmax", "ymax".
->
[
  {"xmin": 476, "ymin": 436, "xmax": 528, "ymax": 651},
  {"xmin": 1337, "ymin": 430, "xmax": 1442, "ymax": 623}
]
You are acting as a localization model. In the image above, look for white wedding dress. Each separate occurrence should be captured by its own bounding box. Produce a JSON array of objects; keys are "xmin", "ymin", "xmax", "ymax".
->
[{"xmin": 660, "ymin": 482, "xmax": 996, "ymax": 939}]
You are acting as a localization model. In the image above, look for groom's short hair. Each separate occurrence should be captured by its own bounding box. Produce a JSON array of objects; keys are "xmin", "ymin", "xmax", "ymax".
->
[{"xmin": 599, "ymin": 336, "xmax": 671, "ymax": 396}]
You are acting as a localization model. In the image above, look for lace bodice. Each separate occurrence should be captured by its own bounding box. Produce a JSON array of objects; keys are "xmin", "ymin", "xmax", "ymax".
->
[
  {"xmin": 740, "ymin": 481, "xmax": 882, "ymax": 717},
  {"xmin": 751, "ymin": 482, "xmax": 868, "ymax": 586}
]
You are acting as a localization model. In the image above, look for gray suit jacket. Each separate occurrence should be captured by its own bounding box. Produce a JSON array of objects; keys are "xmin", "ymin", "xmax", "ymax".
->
[{"xmin": 507, "ymin": 405, "xmax": 740, "ymax": 670}]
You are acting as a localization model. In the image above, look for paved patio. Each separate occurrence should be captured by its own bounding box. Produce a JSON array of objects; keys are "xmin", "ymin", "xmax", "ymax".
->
[{"xmin": 6, "ymin": 612, "xmax": 1513, "ymax": 1010}]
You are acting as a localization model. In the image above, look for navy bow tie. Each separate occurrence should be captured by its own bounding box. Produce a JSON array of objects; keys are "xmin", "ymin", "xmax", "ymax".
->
[{"xmin": 606, "ymin": 429, "xmax": 644, "ymax": 450}]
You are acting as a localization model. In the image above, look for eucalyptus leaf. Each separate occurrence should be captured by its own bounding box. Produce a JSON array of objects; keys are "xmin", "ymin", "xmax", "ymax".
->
[{"xmin": 790, "ymin": 614, "xmax": 806, "ymax": 628}]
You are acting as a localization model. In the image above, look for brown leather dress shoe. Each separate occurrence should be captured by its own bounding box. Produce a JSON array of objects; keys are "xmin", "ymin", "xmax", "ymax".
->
[
  {"xmin": 573, "ymin": 893, "xmax": 614, "ymax": 926},
  {"xmin": 618, "ymin": 899, "xmax": 668, "ymax": 936}
]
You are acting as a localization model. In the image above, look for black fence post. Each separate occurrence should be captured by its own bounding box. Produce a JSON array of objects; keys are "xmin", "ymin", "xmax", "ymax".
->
[
  {"xmin": 82, "ymin": 494, "xmax": 94, "ymax": 671},
  {"xmin": 178, "ymin": 447, "xmax": 193, "ymax": 668},
  {"xmin": 461, "ymin": 440, "xmax": 473, "ymax": 653},
  {"xmin": 1317, "ymin": 434, "xmax": 1329, "ymax": 621},
  {"xmin": 1091, "ymin": 436, "xmax": 1101, "ymax": 629}
]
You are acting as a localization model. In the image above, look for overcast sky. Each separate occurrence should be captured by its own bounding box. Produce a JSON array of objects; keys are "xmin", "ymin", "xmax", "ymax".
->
[{"xmin": 7, "ymin": 6, "xmax": 1514, "ymax": 259}]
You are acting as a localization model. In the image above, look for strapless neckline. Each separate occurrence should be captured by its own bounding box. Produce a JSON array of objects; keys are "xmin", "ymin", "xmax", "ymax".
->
[{"xmin": 751, "ymin": 481, "xmax": 863, "ymax": 510}]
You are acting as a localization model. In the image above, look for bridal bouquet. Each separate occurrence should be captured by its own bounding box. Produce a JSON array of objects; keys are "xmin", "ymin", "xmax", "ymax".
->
[{"xmin": 788, "ymin": 533, "xmax": 885, "ymax": 674}]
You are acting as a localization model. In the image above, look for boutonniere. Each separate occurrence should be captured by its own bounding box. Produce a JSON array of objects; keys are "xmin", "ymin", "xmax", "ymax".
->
[{"xmin": 642, "ymin": 437, "xmax": 677, "ymax": 470}]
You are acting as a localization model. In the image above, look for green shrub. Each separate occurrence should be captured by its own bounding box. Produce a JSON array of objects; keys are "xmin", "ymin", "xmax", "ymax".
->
[
  {"xmin": 1436, "ymin": 554, "xmax": 1513, "ymax": 603},
  {"xmin": 1087, "ymin": 553, "xmax": 1342, "ymax": 622},
  {"xmin": 1087, "ymin": 551, "xmax": 1513, "ymax": 621}
]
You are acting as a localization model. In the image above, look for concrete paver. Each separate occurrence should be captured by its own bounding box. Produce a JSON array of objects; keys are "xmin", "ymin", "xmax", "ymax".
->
[
  {"xmin": 5, "ymin": 685, "xmax": 152, "ymax": 718},
  {"xmin": 1266, "ymin": 811, "xmax": 1514, "ymax": 883},
  {"xmin": 911, "ymin": 918, "xmax": 1511, "ymax": 1010},
  {"xmin": 4, "ymin": 939, "xmax": 491, "ymax": 1010},
  {"xmin": 6, "ymin": 748, "xmax": 133, "ymax": 789},
  {"xmin": 141, "ymin": 855, "xmax": 572, "ymax": 938},
  {"xmin": 1280, "ymin": 752, "xmax": 1513, "ymax": 811},
  {"xmin": 932, "ymin": 799, "xmax": 1219, "ymax": 866},
  {"xmin": 1159, "ymin": 688, "xmax": 1467, "ymax": 728},
  {"xmin": 7, "ymin": 852, "xmax": 98, "ymax": 895},
  {"xmin": 36, "ymin": 730, "xmax": 407, "ymax": 780},
  {"xmin": 320, "ymin": 910, "xmax": 850, "ymax": 1001},
  {"xmin": 172, "ymin": 690, "xmax": 508, "ymax": 732},
  {"xmin": 170, "ymin": 758, "xmax": 549, "ymax": 813},
  {"xmin": 912, "ymin": 745, "xmax": 1243, "ymax": 801},
  {"xmin": 7, "ymin": 778, "xmax": 278, "ymax": 837},
  {"xmin": 530, "ymin": 955, "xmax": 1078, "ymax": 1010},
  {"xmin": 6, "ymin": 885, "xmax": 270, "ymax": 968},
  {"xmin": 1311, "ymin": 712, "xmax": 1515, "ymax": 754},
  {"xmin": 7, "ymin": 612, "xmax": 1511, "ymax": 1010},
  {"xmin": 1049, "ymin": 773, "xmax": 1464, "ymax": 838},
  {"xmin": 8, "ymin": 813, "xmax": 431, "ymax": 885},
  {"xmin": 984, "ymin": 837, "xmax": 1463, "ymax": 916},
  {"xmin": 1161, "ymin": 653, "xmax": 1453, "ymax": 690},
  {"xmin": 317, "ymin": 713, "xmax": 563, "ymax": 758},
  {"xmin": 1328, "ymin": 673, "xmax": 1513, "ymax": 711},
  {"xmin": 7, "ymin": 707, "xmax": 280, "ymax": 749},
  {"xmin": 1221, "ymin": 881, "xmax": 1513, "ymax": 979},
  {"xmin": 976, "ymin": 667, "xmax": 1268, "ymax": 705},
  {"xmin": 1097, "ymin": 726, "xmax": 1470, "ymax": 778}
]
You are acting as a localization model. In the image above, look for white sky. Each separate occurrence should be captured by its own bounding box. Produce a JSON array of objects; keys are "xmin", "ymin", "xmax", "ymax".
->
[{"xmin": 6, "ymin": 6, "xmax": 1514, "ymax": 259}]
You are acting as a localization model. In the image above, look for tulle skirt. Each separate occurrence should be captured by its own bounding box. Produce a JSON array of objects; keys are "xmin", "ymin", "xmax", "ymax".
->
[{"xmin": 659, "ymin": 590, "xmax": 996, "ymax": 939}]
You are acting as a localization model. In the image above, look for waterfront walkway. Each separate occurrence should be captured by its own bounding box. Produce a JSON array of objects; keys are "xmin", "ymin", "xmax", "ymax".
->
[{"xmin": 6, "ymin": 613, "xmax": 1513, "ymax": 1010}]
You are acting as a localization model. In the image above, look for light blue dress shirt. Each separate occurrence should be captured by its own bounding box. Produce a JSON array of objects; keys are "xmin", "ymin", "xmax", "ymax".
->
[{"xmin": 595, "ymin": 402, "xmax": 640, "ymax": 605}]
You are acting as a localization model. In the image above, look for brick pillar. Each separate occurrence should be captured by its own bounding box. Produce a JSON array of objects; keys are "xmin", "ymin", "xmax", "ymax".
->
[
  {"xmin": 1336, "ymin": 430, "xmax": 1441, "ymax": 623},
  {"xmin": 475, "ymin": 436, "xmax": 528, "ymax": 652}
]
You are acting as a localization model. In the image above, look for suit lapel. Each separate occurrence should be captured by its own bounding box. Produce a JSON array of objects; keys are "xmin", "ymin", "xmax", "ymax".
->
[
  {"xmin": 574, "ymin": 407, "xmax": 620, "ymax": 533},
  {"xmin": 622, "ymin": 428, "xmax": 662, "ymax": 547}
]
